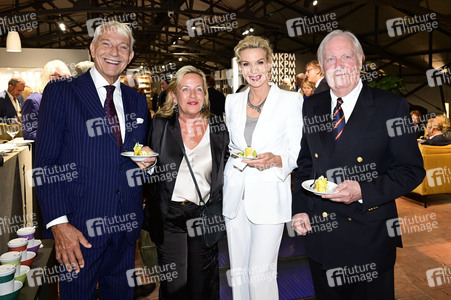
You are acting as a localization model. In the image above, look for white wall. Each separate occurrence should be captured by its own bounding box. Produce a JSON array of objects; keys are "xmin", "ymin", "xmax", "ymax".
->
[{"xmin": 0, "ymin": 48, "xmax": 90, "ymax": 91}]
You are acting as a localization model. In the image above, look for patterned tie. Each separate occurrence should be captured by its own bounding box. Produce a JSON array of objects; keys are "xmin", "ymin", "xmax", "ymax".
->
[
  {"xmin": 104, "ymin": 85, "xmax": 122, "ymax": 148},
  {"xmin": 333, "ymin": 97, "xmax": 345, "ymax": 140}
]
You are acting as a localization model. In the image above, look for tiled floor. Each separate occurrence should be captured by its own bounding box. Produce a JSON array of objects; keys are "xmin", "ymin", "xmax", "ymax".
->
[{"xmin": 135, "ymin": 194, "xmax": 451, "ymax": 299}]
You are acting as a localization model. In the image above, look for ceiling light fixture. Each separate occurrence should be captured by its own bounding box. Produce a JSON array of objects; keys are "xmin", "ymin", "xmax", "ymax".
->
[
  {"xmin": 313, "ymin": 0, "xmax": 318, "ymax": 6},
  {"xmin": 6, "ymin": 31, "xmax": 21, "ymax": 52},
  {"xmin": 59, "ymin": 23, "xmax": 66, "ymax": 31}
]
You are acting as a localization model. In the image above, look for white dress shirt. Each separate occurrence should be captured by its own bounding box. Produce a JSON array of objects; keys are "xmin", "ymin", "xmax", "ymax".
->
[
  {"xmin": 329, "ymin": 79, "xmax": 363, "ymax": 123},
  {"xmin": 315, "ymin": 77, "xmax": 325, "ymax": 89},
  {"xmin": 329, "ymin": 79, "xmax": 364, "ymax": 203},
  {"xmin": 47, "ymin": 67, "xmax": 126, "ymax": 229},
  {"xmin": 6, "ymin": 90, "xmax": 20, "ymax": 112}
]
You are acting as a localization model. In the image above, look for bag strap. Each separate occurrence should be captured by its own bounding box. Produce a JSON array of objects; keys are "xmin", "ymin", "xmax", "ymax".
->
[{"xmin": 177, "ymin": 125, "xmax": 207, "ymax": 207}]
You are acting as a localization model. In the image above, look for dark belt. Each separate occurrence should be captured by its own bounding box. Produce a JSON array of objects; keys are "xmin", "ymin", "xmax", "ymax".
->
[{"xmin": 172, "ymin": 200, "xmax": 195, "ymax": 206}]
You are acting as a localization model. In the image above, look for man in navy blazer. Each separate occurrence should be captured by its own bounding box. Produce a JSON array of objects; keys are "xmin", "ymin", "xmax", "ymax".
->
[
  {"xmin": 0, "ymin": 77, "xmax": 25, "ymax": 120},
  {"xmin": 292, "ymin": 30, "xmax": 425, "ymax": 299},
  {"xmin": 35, "ymin": 21, "xmax": 155, "ymax": 299}
]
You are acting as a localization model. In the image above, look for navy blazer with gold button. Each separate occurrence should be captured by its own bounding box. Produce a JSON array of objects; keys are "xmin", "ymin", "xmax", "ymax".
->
[{"xmin": 292, "ymin": 84, "xmax": 425, "ymax": 273}]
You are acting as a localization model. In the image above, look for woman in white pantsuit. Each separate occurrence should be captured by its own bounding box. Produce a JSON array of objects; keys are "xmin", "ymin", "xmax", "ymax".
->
[{"xmin": 223, "ymin": 36, "xmax": 303, "ymax": 300}]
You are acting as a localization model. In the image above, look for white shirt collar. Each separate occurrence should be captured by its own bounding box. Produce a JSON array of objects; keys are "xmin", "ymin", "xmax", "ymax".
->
[
  {"xmin": 315, "ymin": 76, "xmax": 324, "ymax": 88},
  {"xmin": 90, "ymin": 66, "xmax": 121, "ymax": 92},
  {"xmin": 6, "ymin": 90, "xmax": 15, "ymax": 101},
  {"xmin": 330, "ymin": 80, "xmax": 363, "ymax": 122}
]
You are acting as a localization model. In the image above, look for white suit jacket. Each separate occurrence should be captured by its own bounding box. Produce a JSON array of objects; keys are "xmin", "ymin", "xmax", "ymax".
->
[{"xmin": 223, "ymin": 83, "xmax": 303, "ymax": 224}]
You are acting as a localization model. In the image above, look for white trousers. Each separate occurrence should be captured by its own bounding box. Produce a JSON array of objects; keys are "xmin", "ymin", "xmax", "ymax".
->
[{"xmin": 225, "ymin": 199, "xmax": 284, "ymax": 300}]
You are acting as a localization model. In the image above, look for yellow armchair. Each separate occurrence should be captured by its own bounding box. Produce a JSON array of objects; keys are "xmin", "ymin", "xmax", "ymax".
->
[{"xmin": 411, "ymin": 144, "xmax": 451, "ymax": 207}]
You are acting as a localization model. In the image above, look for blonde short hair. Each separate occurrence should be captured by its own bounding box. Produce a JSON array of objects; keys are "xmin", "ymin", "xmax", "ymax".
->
[
  {"xmin": 157, "ymin": 65, "xmax": 210, "ymax": 118},
  {"xmin": 234, "ymin": 35, "xmax": 273, "ymax": 64},
  {"xmin": 22, "ymin": 86, "xmax": 33, "ymax": 100}
]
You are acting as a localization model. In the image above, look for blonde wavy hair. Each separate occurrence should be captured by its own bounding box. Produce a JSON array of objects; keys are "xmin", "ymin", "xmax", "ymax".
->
[
  {"xmin": 156, "ymin": 65, "xmax": 210, "ymax": 118},
  {"xmin": 234, "ymin": 35, "xmax": 273, "ymax": 64}
]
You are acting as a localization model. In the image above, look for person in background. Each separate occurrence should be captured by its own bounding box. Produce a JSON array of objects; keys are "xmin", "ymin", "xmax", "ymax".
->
[
  {"xmin": 22, "ymin": 86, "xmax": 33, "ymax": 101},
  {"xmin": 0, "ymin": 77, "xmax": 26, "ymax": 121},
  {"xmin": 305, "ymin": 60, "xmax": 329, "ymax": 94},
  {"xmin": 292, "ymin": 29, "xmax": 425, "ymax": 300},
  {"xmin": 301, "ymin": 78, "xmax": 315, "ymax": 99},
  {"xmin": 158, "ymin": 78, "xmax": 170, "ymax": 108},
  {"xmin": 279, "ymin": 77, "xmax": 292, "ymax": 91},
  {"xmin": 143, "ymin": 65, "xmax": 229, "ymax": 300},
  {"xmin": 21, "ymin": 60, "xmax": 71, "ymax": 140},
  {"xmin": 435, "ymin": 114, "xmax": 451, "ymax": 138},
  {"xmin": 74, "ymin": 61, "xmax": 94, "ymax": 77},
  {"xmin": 422, "ymin": 117, "xmax": 451, "ymax": 146},
  {"xmin": 295, "ymin": 73, "xmax": 306, "ymax": 92},
  {"xmin": 410, "ymin": 110, "xmax": 425, "ymax": 139},
  {"xmin": 35, "ymin": 21, "xmax": 155, "ymax": 299},
  {"xmin": 151, "ymin": 87, "xmax": 159, "ymax": 113},
  {"xmin": 224, "ymin": 35, "xmax": 303, "ymax": 300},
  {"xmin": 206, "ymin": 75, "xmax": 226, "ymax": 117}
]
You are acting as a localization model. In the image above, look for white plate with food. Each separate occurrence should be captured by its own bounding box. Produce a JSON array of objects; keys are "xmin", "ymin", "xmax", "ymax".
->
[
  {"xmin": 121, "ymin": 151, "xmax": 159, "ymax": 162},
  {"xmin": 302, "ymin": 177, "xmax": 338, "ymax": 195},
  {"xmin": 121, "ymin": 142, "xmax": 159, "ymax": 162},
  {"xmin": 230, "ymin": 147, "xmax": 259, "ymax": 160}
]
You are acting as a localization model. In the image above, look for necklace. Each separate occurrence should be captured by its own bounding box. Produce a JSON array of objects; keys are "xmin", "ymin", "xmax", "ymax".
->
[{"xmin": 247, "ymin": 94, "xmax": 267, "ymax": 113}]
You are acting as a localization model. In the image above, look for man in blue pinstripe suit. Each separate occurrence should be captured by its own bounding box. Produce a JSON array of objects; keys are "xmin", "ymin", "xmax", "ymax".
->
[{"xmin": 35, "ymin": 21, "xmax": 155, "ymax": 299}]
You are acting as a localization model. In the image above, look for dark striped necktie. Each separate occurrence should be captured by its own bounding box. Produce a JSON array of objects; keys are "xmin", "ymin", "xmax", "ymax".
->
[
  {"xmin": 333, "ymin": 97, "xmax": 345, "ymax": 140},
  {"xmin": 104, "ymin": 85, "xmax": 122, "ymax": 148}
]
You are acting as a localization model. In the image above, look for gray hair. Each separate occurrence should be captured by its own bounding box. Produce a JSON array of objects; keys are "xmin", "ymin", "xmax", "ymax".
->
[
  {"xmin": 92, "ymin": 21, "xmax": 134, "ymax": 49},
  {"xmin": 317, "ymin": 30, "xmax": 365, "ymax": 70},
  {"xmin": 74, "ymin": 61, "xmax": 94, "ymax": 77},
  {"xmin": 37, "ymin": 60, "xmax": 71, "ymax": 93}
]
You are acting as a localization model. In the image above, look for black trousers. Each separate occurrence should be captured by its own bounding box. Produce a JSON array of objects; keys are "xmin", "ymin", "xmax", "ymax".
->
[
  {"xmin": 308, "ymin": 258, "xmax": 395, "ymax": 300},
  {"xmin": 156, "ymin": 201, "xmax": 219, "ymax": 300}
]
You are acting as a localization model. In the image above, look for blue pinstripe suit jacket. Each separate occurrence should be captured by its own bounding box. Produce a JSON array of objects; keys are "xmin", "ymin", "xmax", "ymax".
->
[{"xmin": 35, "ymin": 71, "xmax": 148, "ymax": 247}]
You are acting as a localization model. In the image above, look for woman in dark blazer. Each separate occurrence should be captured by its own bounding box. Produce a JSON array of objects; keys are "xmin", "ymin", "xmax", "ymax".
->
[{"xmin": 142, "ymin": 65, "xmax": 229, "ymax": 300}]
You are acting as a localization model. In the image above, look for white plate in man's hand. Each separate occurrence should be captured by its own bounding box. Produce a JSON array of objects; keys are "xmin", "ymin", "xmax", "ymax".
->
[
  {"xmin": 121, "ymin": 151, "xmax": 159, "ymax": 162},
  {"xmin": 302, "ymin": 179, "xmax": 338, "ymax": 196}
]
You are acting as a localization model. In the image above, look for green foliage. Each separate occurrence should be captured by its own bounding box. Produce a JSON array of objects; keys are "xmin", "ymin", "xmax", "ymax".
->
[{"xmin": 367, "ymin": 75, "xmax": 405, "ymax": 95}]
